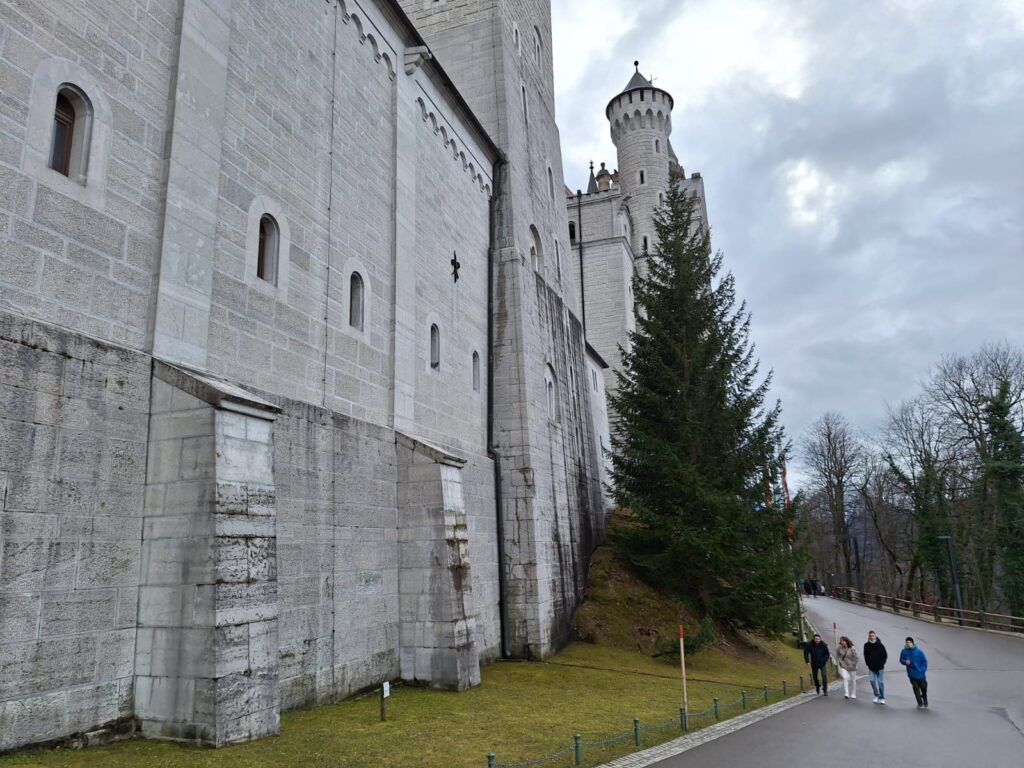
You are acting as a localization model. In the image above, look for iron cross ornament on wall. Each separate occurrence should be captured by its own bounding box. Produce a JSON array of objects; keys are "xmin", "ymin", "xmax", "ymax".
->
[{"xmin": 451, "ymin": 251, "xmax": 461, "ymax": 283}]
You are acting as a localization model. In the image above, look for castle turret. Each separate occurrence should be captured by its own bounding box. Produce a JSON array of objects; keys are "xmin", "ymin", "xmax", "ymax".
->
[{"xmin": 606, "ymin": 62, "xmax": 674, "ymax": 257}]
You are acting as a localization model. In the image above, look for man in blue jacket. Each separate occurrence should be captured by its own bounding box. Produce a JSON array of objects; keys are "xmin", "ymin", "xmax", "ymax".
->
[{"xmin": 898, "ymin": 636, "xmax": 929, "ymax": 707}]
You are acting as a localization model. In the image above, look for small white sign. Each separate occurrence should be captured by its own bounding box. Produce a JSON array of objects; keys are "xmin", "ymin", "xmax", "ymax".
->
[{"xmin": 382, "ymin": 682, "xmax": 391, "ymax": 698}]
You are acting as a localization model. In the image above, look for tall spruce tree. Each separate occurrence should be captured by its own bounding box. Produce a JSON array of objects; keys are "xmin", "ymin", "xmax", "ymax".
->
[
  {"xmin": 609, "ymin": 183, "xmax": 794, "ymax": 632},
  {"xmin": 983, "ymin": 381, "xmax": 1024, "ymax": 614}
]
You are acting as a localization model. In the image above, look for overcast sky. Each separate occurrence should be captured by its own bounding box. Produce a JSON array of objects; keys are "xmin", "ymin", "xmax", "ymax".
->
[{"xmin": 552, "ymin": 0, "xmax": 1024, "ymax": 486}]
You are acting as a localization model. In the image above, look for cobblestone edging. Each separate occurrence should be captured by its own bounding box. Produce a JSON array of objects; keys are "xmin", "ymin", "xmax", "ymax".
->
[{"xmin": 597, "ymin": 685, "xmax": 837, "ymax": 768}]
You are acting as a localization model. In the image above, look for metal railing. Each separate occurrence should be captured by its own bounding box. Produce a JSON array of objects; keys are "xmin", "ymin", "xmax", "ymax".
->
[
  {"xmin": 485, "ymin": 681, "xmax": 802, "ymax": 767},
  {"xmin": 834, "ymin": 587, "xmax": 1024, "ymax": 633}
]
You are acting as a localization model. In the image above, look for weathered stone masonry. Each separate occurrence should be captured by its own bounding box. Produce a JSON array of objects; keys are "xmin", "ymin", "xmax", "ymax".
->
[{"xmin": 0, "ymin": 0, "xmax": 614, "ymax": 752}]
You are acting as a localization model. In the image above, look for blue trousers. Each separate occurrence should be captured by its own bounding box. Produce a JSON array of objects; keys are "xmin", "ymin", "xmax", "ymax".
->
[{"xmin": 869, "ymin": 669, "xmax": 885, "ymax": 699}]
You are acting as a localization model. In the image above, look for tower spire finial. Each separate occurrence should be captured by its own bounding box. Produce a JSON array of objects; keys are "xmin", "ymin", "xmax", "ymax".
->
[
  {"xmin": 589, "ymin": 160, "xmax": 594, "ymax": 172},
  {"xmin": 634, "ymin": 60, "xmax": 639, "ymax": 71}
]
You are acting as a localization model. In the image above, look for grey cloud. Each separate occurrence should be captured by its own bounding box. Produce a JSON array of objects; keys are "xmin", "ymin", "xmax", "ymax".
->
[{"xmin": 554, "ymin": 1, "xmax": 1024, "ymax": 480}]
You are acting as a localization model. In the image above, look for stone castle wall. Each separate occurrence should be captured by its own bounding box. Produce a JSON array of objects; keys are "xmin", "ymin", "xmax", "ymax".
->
[
  {"xmin": 0, "ymin": 316, "xmax": 149, "ymax": 751},
  {"xmin": 0, "ymin": 0, "xmax": 608, "ymax": 751}
]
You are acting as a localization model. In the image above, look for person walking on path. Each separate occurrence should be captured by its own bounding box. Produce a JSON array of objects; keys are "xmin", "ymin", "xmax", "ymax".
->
[
  {"xmin": 899, "ymin": 637, "xmax": 929, "ymax": 708},
  {"xmin": 804, "ymin": 633, "xmax": 831, "ymax": 695},
  {"xmin": 863, "ymin": 630, "xmax": 888, "ymax": 704},
  {"xmin": 836, "ymin": 636, "xmax": 859, "ymax": 699}
]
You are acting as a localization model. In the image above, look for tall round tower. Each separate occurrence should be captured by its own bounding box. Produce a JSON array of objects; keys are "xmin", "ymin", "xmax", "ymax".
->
[{"xmin": 606, "ymin": 62, "xmax": 674, "ymax": 259}]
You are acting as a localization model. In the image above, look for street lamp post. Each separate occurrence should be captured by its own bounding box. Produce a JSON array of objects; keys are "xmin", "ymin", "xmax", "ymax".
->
[{"xmin": 937, "ymin": 535, "xmax": 965, "ymax": 626}]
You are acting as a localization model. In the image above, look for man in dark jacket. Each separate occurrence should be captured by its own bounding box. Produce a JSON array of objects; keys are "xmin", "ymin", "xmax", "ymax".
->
[
  {"xmin": 804, "ymin": 633, "xmax": 831, "ymax": 695},
  {"xmin": 863, "ymin": 630, "xmax": 888, "ymax": 704}
]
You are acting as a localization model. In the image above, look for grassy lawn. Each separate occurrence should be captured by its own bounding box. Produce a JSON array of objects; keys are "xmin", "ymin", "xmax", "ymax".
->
[{"xmin": 2, "ymin": 547, "xmax": 807, "ymax": 768}]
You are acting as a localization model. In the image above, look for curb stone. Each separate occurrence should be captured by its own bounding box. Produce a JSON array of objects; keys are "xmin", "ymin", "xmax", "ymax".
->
[{"xmin": 596, "ymin": 683, "xmax": 840, "ymax": 768}]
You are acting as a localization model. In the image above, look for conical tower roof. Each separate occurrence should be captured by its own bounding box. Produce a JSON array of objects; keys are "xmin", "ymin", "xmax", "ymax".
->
[
  {"xmin": 606, "ymin": 61, "xmax": 674, "ymax": 118},
  {"xmin": 623, "ymin": 66, "xmax": 652, "ymax": 91}
]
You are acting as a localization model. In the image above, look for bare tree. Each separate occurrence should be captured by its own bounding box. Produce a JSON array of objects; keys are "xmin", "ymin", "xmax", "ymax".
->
[
  {"xmin": 857, "ymin": 457, "xmax": 913, "ymax": 596},
  {"xmin": 802, "ymin": 412, "xmax": 864, "ymax": 578},
  {"xmin": 923, "ymin": 344, "xmax": 1024, "ymax": 608},
  {"xmin": 926, "ymin": 342, "xmax": 1024, "ymax": 458}
]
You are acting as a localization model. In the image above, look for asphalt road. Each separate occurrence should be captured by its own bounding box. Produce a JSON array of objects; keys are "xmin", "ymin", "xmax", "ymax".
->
[{"xmin": 649, "ymin": 597, "xmax": 1024, "ymax": 768}]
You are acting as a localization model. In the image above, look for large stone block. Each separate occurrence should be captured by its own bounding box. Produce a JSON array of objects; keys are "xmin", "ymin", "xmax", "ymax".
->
[
  {"xmin": 39, "ymin": 589, "xmax": 117, "ymax": 637},
  {"xmin": 32, "ymin": 187, "xmax": 127, "ymax": 256}
]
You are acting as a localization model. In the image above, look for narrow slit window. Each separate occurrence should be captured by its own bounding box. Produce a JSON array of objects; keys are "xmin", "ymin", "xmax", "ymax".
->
[
  {"xmin": 533, "ymin": 27, "xmax": 542, "ymax": 64},
  {"xmin": 472, "ymin": 351, "xmax": 481, "ymax": 392},
  {"xmin": 555, "ymin": 240, "xmax": 561, "ymax": 282},
  {"xmin": 655, "ymin": 139, "xmax": 660, "ymax": 153},
  {"xmin": 257, "ymin": 214, "xmax": 279, "ymax": 286},
  {"xmin": 544, "ymin": 365, "xmax": 558, "ymax": 420},
  {"xmin": 642, "ymin": 236, "xmax": 649, "ymax": 252},
  {"xmin": 529, "ymin": 225, "xmax": 543, "ymax": 272},
  {"xmin": 522, "ymin": 85, "xmax": 528, "ymax": 124},
  {"xmin": 639, "ymin": 170, "xmax": 645, "ymax": 185},
  {"xmin": 51, "ymin": 93, "xmax": 74, "ymax": 176},
  {"xmin": 548, "ymin": 167, "xmax": 555, "ymax": 200},
  {"xmin": 430, "ymin": 324, "xmax": 440, "ymax": 370},
  {"xmin": 349, "ymin": 272, "xmax": 364, "ymax": 330},
  {"xmin": 592, "ymin": 369, "xmax": 599, "ymax": 391},
  {"xmin": 569, "ymin": 221, "xmax": 577, "ymax": 243}
]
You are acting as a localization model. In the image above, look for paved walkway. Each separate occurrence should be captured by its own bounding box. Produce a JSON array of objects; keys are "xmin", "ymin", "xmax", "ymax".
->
[{"xmin": 602, "ymin": 597, "xmax": 1024, "ymax": 767}]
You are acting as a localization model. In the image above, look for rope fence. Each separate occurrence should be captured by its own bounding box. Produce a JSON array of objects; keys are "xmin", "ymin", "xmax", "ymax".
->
[{"xmin": 485, "ymin": 680, "xmax": 803, "ymax": 767}]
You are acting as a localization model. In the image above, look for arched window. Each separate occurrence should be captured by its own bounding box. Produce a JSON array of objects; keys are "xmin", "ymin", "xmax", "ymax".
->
[
  {"xmin": 529, "ymin": 225, "xmax": 543, "ymax": 271},
  {"xmin": 513, "ymin": 24, "xmax": 520, "ymax": 53},
  {"xmin": 533, "ymin": 27, "xmax": 542, "ymax": 64},
  {"xmin": 472, "ymin": 351, "xmax": 481, "ymax": 392},
  {"xmin": 349, "ymin": 272, "xmax": 364, "ymax": 330},
  {"xmin": 548, "ymin": 167, "xmax": 555, "ymax": 200},
  {"xmin": 642, "ymin": 235, "xmax": 649, "ymax": 253},
  {"xmin": 257, "ymin": 214, "xmax": 279, "ymax": 285},
  {"xmin": 639, "ymin": 170, "xmax": 645, "ymax": 185},
  {"xmin": 430, "ymin": 324, "xmax": 440, "ymax": 370},
  {"xmin": 569, "ymin": 221, "xmax": 577, "ymax": 243},
  {"xmin": 49, "ymin": 85, "xmax": 92, "ymax": 182},
  {"xmin": 592, "ymin": 369, "xmax": 599, "ymax": 391},
  {"xmin": 544, "ymin": 364, "xmax": 558, "ymax": 420},
  {"xmin": 655, "ymin": 139, "xmax": 660, "ymax": 153}
]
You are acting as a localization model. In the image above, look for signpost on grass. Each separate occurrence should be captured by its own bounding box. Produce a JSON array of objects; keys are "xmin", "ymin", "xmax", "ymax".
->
[
  {"xmin": 381, "ymin": 681, "xmax": 390, "ymax": 722},
  {"xmin": 679, "ymin": 625, "xmax": 689, "ymax": 711}
]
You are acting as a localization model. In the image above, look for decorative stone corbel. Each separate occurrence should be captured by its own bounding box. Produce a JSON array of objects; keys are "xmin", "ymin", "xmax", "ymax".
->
[{"xmin": 405, "ymin": 45, "xmax": 432, "ymax": 75}]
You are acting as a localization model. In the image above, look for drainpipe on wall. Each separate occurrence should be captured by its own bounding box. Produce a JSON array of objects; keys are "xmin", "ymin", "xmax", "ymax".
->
[
  {"xmin": 487, "ymin": 156, "xmax": 511, "ymax": 660},
  {"xmin": 576, "ymin": 190, "xmax": 586, "ymax": 340}
]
